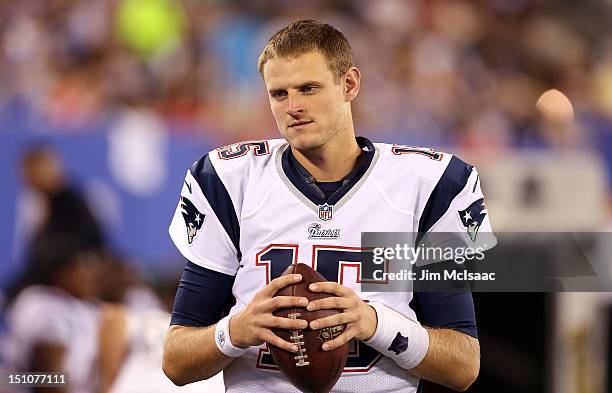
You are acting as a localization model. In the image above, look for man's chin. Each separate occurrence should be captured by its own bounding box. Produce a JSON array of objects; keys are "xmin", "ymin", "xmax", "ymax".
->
[
  {"xmin": 285, "ymin": 136, "xmax": 324, "ymax": 152},
  {"xmin": 282, "ymin": 124, "xmax": 338, "ymax": 151}
]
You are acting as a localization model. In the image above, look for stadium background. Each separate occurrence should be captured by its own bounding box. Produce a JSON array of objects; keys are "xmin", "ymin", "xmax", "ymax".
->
[{"xmin": 0, "ymin": 0, "xmax": 610, "ymax": 392}]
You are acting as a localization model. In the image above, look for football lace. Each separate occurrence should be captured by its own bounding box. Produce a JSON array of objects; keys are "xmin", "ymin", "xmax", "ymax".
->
[{"xmin": 288, "ymin": 312, "xmax": 309, "ymax": 367}]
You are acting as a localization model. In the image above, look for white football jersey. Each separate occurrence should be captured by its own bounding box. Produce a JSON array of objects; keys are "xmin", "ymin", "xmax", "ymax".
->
[
  {"xmin": 169, "ymin": 137, "xmax": 495, "ymax": 393},
  {"xmin": 109, "ymin": 308, "xmax": 225, "ymax": 393},
  {"xmin": 2, "ymin": 286, "xmax": 100, "ymax": 393}
]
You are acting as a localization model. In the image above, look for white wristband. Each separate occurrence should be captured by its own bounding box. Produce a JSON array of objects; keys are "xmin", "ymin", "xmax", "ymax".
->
[
  {"xmin": 364, "ymin": 302, "xmax": 429, "ymax": 370},
  {"xmin": 215, "ymin": 315, "xmax": 249, "ymax": 358}
]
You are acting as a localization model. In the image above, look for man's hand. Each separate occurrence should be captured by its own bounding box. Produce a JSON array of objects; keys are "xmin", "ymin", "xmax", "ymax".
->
[
  {"xmin": 306, "ymin": 282, "xmax": 377, "ymax": 351},
  {"xmin": 230, "ymin": 274, "xmax": 309, "ymax": 352}
]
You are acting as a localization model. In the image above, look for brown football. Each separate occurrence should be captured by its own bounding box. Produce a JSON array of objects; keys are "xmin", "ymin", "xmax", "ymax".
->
[{"xmin": 270, "ymin": 263, "xmax": 348, "ymax": 393}]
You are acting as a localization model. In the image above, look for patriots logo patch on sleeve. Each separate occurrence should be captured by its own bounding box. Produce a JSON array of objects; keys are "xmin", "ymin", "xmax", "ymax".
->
[
  {"xmin": 458, "ymin": 198, "xmax": 487, "ymax": 242},
  {"xmin": 180, "ymin": 196, "xmax": 206, "ymax": 244},
  {"xmin": 388, "ymin": 332, "xmax": 409, "ymax": 355}
]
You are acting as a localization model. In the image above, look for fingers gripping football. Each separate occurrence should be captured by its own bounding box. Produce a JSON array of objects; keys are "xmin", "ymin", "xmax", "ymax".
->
[
  {"xmin": 307, "ymin": 282, "xmax": 378, "ymax": 351},
  {"xmin": 229, "ymin": 274, "xmax": 308, "ymax": 352}
]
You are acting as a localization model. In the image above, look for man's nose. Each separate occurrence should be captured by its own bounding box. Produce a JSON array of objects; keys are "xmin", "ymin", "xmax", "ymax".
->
[{"xmin": 286, "ymin": 92, "xmax": 303, "ymax": 117}]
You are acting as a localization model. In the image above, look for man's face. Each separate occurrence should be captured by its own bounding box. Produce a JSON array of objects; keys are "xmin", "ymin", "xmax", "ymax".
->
[
  {"xmin": 56, "ymin": 252, "xmax": 103, "ymax": 299},
  {"xmin": 23, "ymin": 150, "xmax": 65, "ymax": 194},
  {"xmin": 263, "ymin": 51, "xmax": 350, "ymax": 151}
]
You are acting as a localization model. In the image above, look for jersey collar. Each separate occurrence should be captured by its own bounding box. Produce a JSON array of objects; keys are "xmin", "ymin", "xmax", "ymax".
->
[{"xmin": 277, "ymin": 136, "xmax": 378, "ymax": 209}]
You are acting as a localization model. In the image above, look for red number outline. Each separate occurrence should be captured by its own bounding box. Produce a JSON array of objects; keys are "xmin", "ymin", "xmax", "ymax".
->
[
  {"xmin": 217, "ymin": 141, "xmax": 270, "ymax": 160},
  {"xmin": 255, "ymin": 244, "xmax": 383, "ymax": 373}
]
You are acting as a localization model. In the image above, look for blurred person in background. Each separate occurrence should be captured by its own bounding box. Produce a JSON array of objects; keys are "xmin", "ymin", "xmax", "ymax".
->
[
  {"xmin": 97, "ymin": 255, "xmax": 164, "ymax": 311},
  {"xmin": 95, "ymin": 258, "xmax": 224, "ymax": 393},
  {"xmin": 0, "ymin": 236, "xmax": 184, "ymax": 393},
  {"xmin": 19, "ymin": 144, "xmax": 105, "ymax": 250},
  {"xmin": 9, "ymin": 143, "xmax": 108, "ymax": 306},
  {"xmin": 1, "ymin": 234, "xmax": 104, "ymax": 393}
]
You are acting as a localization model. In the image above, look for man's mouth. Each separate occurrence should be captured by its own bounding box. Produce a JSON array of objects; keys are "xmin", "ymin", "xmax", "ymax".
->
[{"xmin": 289, "ymin": 120, "xmax": 313, "ymax": 128}]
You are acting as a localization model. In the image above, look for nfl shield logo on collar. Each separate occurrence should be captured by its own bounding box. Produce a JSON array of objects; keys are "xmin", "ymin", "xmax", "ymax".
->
[{"xmin": 318, "ymin": 203, "xmax": 333, "ymax": 221}]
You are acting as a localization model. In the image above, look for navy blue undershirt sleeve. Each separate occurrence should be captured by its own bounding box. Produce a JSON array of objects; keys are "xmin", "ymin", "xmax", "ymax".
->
[
  {"xmin": 170, "ymin": 260, "xmax": 236, "ymax": 327},
  {"xmin": 409, "ymin": 289, "xmax": 478, "ymax": 339}
]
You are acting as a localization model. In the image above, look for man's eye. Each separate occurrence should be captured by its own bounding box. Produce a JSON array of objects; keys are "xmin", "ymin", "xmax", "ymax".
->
[
  {"xmin": 271, "ymin": 91, "xmax": 287, "ymax": 98},
  {"xmin": 302, "ymin": 86, "xmax": 317, "ymax": 93}
]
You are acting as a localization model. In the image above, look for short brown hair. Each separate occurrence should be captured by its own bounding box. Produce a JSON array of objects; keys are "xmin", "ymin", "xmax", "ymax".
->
[{"xmin": 258, "ymin": 20, "xmax": 355, "ymax": 83}]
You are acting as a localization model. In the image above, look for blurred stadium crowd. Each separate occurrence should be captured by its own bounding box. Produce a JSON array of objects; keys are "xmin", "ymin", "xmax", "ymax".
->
[
  {"xmin": 0, "ymin": 0, "xmax": 611, "ymax": 153},
  {"xmin": 0, "ymin": 0, "xmax": 611, "ymax": 392}
]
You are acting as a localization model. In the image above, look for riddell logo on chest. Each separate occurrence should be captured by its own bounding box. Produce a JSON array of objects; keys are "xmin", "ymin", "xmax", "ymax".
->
[{"xmin": 307, "ymin": 223, "xmax": 340, "ymax": 239}]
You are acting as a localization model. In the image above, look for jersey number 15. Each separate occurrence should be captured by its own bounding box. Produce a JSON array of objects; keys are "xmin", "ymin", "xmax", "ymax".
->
[{"xmin": 254, "ymin": 244, "xmax": 381, "ymax": 373}]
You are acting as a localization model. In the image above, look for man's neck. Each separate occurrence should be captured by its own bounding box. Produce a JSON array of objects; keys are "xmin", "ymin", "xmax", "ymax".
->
[{"xmin": 291, "ymin": 136, "xmax": 362, "ymax": 182}]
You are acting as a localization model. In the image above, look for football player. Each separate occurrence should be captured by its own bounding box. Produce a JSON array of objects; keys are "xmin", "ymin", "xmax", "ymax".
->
[
  {"xmin": 2, "ymin": 235, "xmax": 102, "ymax": 393},
  {"xmin": 163, "ymin": 20, "xmax": 494, "ymax": 392}
]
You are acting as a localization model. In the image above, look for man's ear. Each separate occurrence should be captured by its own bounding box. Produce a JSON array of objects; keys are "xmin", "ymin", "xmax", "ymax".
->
[{"xmin": 344, "ymin": 67, "xmax": 361, "ymax": 102}]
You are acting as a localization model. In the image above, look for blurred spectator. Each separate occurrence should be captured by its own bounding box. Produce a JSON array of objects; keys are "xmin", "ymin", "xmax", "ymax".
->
[
  {"xmin": 1, "ymin": 234, "xmax": 104, "ymax": 393},
  {"xmin": 94, "ymin": 258, "xmax": 225, "ymax": 393},
  {"xmin": 97, "ymin": 255, "xmax": 164, "ymax": 311},
  {"xmin": 17, "ymin": 144, "xmax": 105, "ymax": 257},
  {"xmin": 1, "ymin": 237, "xmax": 195, "ymax": 393}
]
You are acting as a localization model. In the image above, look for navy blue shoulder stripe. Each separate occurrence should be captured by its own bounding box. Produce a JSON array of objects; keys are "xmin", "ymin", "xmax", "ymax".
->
[
  {"xmin": 418, "ymin": 156, "xmax": 473, "ymax": 236},
  {"xmin": 190, "ymin": 154, "xmax": 241, "ymax": 261}
]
